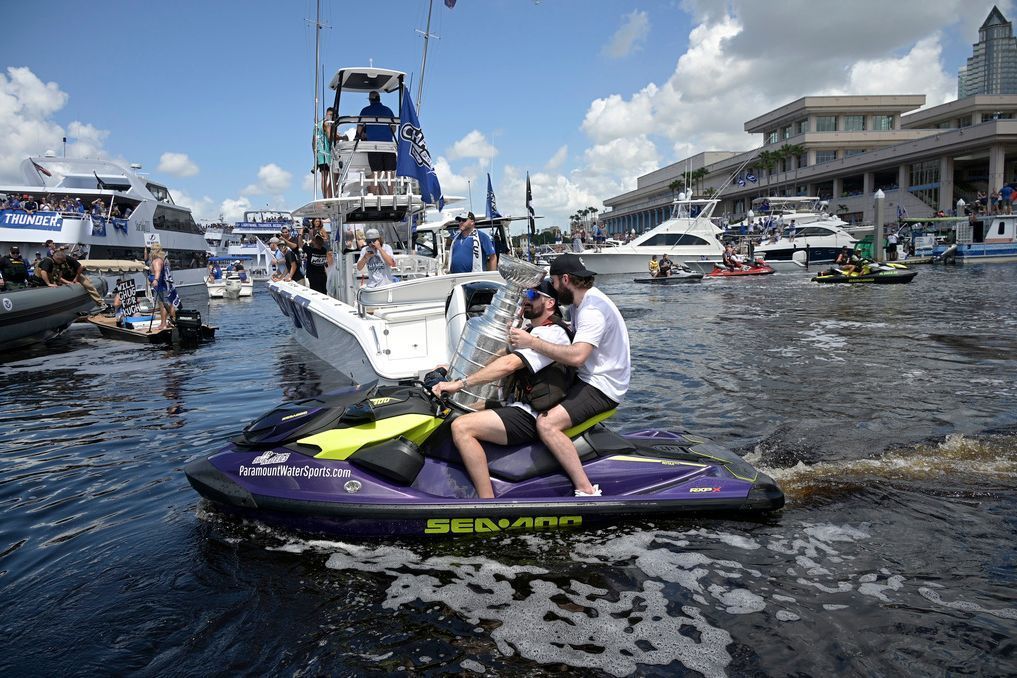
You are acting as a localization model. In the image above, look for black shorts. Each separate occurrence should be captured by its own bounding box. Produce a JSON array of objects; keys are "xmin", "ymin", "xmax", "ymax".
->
[
  {"xmin": 492, "ymin": 405, "xmax": 539, "ymax": 445},
  {"xmin": 559, "ymin": 380, "xmax": 618, "ymax": 427},
  {"xmin": 317, "ymin": 163, "xmax": 330, "ymax": 172},
  {"xmin": 368, "ymin": 152, "xmax": 396, "ymax": 172}
]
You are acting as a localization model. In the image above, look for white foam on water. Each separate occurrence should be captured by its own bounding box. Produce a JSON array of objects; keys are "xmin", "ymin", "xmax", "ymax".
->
[
  {"xmin": 918, "ymin": 588, "xmax": 1017, "ymax": 620},
  {"xmin": 775, "ymin": 610, "xmax": 800, "ymax": 622},
  {"xmin": 823, "ymin": 604, "xmax": 849, "ymax": 611},
  {"xmin": 460, "ymin": 659, "xmax": 486, "ymax": 673}
]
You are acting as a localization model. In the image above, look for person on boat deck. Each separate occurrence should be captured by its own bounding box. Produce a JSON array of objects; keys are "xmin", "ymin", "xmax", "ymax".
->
[
  {"xmin": 648, "ymin": 255, "xmax": 660, "ymax": 278},
  {"xmin": 357, "ymin": 228, "xmax": 396, "ymax": 288},
  {"xmin": 303, "ymin": 234, "xmax": 332, "ymax": 294},
  {"xmin": 207, "ymin": 260, "xmax": 222, "ymax": 283},
  {"xmin": 0, "ymin": 246, "xmax": 30, "ymax": 289},
  {"xmin": 148, "ymin": 244, "xmax": 179, "ymax": 331},
  {"xmin": 314, "ymin": 107, "xmax": 335, "ymax": 199},
  {"xmin": 508, "ymin": 254, "xmax": 631, "ymax": 498},
  {"xmin": 273, "ymin": 241, "xmax": 306, "ymax": 285},
  {"xmin": 432, "ymin": 279, "xmax": 573, "ymax": 499},
  {"xmin": 277, "ymin": 225, "xmax": 300, "ymax": 252},
  {"xmin": 268, "ymin": 237, "xmax": 286, "ymax": 276},
  {"xmin": 357, "ymin": 91, "xmax": 397, "ymax": 195},
  {"xmin": 449, "ymin": 212, "xmax": 496, "ymax": 274},
  {"xmin": 33, "ymin": 250, "xmax": 105, "ymax": 307},
  {"xmin": 658, "ymin": 254, "xmax": 674, "ymax": 277},
  {"xmin": 234, "ymin": 262, "xmax": 248, "ymax": 282}
]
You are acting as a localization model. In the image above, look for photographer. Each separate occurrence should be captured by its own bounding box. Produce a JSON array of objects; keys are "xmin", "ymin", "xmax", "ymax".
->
[{"xmin": 356, "ymin": 227, "xmax": 396, "ymax": 288}]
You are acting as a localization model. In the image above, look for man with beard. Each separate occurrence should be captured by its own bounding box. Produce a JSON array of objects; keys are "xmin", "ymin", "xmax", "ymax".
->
[
  {"xmin": 508, "ymin": 254, "xmax": 630, "ymax": 497},
  {"xmin": 303, "ymin": 234, "xmax": 332, "ymax": 294},
  {"xmin": 431, "ymin": 279, "xmax": 573, "ymax": 499}
]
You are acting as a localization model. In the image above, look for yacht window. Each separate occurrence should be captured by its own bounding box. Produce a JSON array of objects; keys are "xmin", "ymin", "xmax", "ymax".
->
[
  {"xmin": 146, "ymin": 183, "xmax": 175, "ymax": 204},
  {"xmin": 153, "ymin": 205, "xmax": 202, "ymax": 234},
  {"xmin": 641, "ymin": 233, "xmax": 710, "ymax": 247},
  {"xmin": 1000, "ymin": 221, "xmax": 1006, "ymax": 235}
]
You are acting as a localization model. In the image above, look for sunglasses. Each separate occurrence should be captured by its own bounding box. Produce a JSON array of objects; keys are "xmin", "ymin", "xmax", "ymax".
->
[{"xmin": 523, "ymin": 289, "xmax": 551, "ymax": 301}]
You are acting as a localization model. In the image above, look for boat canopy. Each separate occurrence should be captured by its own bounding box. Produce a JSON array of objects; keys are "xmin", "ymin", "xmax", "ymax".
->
[
  {"xmin": 78, "ymin": 259, "xmax": 148, "ymax": 273},
  {"xmin": 328, "ymin": 67, "xmax": 405, "ymax": 93},
  {"xmin": 208, "ymin": 255, "xmax": 253, "ymax": 262}
]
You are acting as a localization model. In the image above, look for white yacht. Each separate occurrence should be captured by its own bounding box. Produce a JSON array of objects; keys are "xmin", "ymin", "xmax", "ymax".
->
[
  {"xmin": 268, "ymin": 66, "xmax": 510, "ymax": 384},
  {"xmin": 738, "ymin": 197, "xmax": 857, "ymax": 269},
  {"xmin": 0, "ymin": 155, "xmax": 209, "ymax": 286},
  {"xmin": 576, "ymin": 196, "xmax": 725, "ymax": 274}
]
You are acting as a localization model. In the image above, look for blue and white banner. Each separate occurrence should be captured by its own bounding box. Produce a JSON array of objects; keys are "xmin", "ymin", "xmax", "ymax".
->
[
  {"xmin": 88, "ymin": 215, "xmax": 129, "ymax": 236},
  {"xmin": 396, "ymin": 94, "xmax": 444, "ymax": 209},
  {"xmin": 746, "ymin": 172, "xmax": 758, "ymax": 184},
  {"xmin": 0, "ymin": 210, "xmax": 63, "ymax": 231},
  {"xmin": 486, "ymin": 173, "xmax": 502, "ymax": 219}
]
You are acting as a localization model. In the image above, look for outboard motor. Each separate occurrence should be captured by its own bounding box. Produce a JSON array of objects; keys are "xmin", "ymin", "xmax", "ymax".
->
[
  {"xmin": 176, "ymin": 309, "xmax": 203, "ymax": 346},
  {"xmin": 446, "ymin": 256, "xmax": 545, "ymax": 411}
]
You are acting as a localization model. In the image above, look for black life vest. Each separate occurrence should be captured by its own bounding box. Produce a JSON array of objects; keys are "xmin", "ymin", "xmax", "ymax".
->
[
  {"xmin": 507, "ymin": 315, "xmax": 576, "ymax": 412},
  {"xmin": 2, "ymin": 255, "xmax": 28, "ymax": 283}
]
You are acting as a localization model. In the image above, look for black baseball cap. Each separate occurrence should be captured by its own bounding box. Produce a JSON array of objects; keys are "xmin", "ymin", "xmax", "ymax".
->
[
  {"xmin": 549, "ymin": 253, "xmax": 596, "ymax": 277},
  {"xmin": 533, "ymin": 278, "xmax": 557, "ymax": 301}
]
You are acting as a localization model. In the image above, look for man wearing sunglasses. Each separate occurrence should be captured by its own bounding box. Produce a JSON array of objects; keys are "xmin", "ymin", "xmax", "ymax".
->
[
  {"xmin": 508, "ymin": 254, "xmax": 630, "ymax": 498},
  {"xmin": 431, "ymin": 280, "xmax": 573, "ymax": 499}
]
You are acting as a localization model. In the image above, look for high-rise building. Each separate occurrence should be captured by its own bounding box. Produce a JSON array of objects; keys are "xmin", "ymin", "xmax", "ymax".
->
[{"xmin": 959, "ymin": 6, "xmax": 1017, "ymax": 97}]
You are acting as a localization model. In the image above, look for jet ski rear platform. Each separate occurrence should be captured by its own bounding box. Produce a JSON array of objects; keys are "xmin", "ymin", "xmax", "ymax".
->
[{"xmin": 185, "ymin": 384, "xmax": 784, "ymax": 537}]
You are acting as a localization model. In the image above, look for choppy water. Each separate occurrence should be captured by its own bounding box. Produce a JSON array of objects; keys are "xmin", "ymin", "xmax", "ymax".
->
[{"xmin": 2, "ymin": 266, "xmax": 1016, "ymax": 676}]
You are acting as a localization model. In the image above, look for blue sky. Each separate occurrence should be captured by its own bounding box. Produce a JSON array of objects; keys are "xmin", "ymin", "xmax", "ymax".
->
[{"xmin": 0, "ymin": 0, "xmax": 1009, "ymax": 229}]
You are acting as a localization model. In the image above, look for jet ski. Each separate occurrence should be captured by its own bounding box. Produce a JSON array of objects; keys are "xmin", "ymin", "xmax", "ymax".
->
[
  {"xmin": 633, "ymin": 269, "xmax": 704, "ymax": 284},
  {"xmin": 185, "ymin": 382, "xmax": 784, "ymax": 537},
  {"xmin": 705, "ymin": 259, "xmax": 775, "ymax": 278},
  {"xmin": 812, "ymin": 261, "xmax": 917, "ymax": 284}
]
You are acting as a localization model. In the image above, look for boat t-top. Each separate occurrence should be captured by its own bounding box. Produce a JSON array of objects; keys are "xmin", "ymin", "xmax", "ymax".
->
[{"xmin": 0, "ymin": 155, "xmax": 210, "ymax": 287}]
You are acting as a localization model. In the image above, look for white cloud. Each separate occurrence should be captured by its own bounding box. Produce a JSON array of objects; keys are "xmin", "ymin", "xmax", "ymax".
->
[
  {"xmin": 158, "ymin": 152, "xmax": 199, "ymax": 177},
  {"xmin": 0, "ymin": 67, "xmax": 71, "ymax": 181},
  {"xmin": 241, "ymin": 163, "xmax": 293, "ymax": 196},
  {"xmin": 447, "ymin": 130, "xmax": 498, "ymax": 162},
  {"xmin": 170, "ymin": 187, "xmax": 218, "ymax": 221},
  {"xmin": 545, "ymin": 145, "xmax": 568, "ymax": 171},
  {"xmin": 604, "ymin": 10, "xmax": 650, "ymax": 59},
  {"xmin": 219, "ymin": 197, "xmax": 252, "ymax": 222}
]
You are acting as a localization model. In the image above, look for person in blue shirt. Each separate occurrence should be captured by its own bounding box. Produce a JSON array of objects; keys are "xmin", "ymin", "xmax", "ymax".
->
[
  {"xmin": 448, "ymin": 212, "xmax": 496, "ymax": 274},
  {"xmin": 357, "ymin": 91, "xmax": 396, "ymax": 195}
]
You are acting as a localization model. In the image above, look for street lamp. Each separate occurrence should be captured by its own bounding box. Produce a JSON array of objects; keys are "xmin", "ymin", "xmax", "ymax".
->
[{"xmin": 874, "ymin": 189, "xmax": 886, "ymax": 262}]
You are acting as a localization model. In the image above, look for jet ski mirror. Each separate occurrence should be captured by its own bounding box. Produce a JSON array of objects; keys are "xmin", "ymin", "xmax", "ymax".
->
[{"xmin": 341, "ymin": 400, "xmax": 376, "ymax": 424}]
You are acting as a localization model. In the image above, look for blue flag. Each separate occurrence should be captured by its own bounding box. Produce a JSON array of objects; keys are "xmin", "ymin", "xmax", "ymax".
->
[
  {"xmin": 746, "ymin": 172, "xmax": 758, "ymax": 184},
  {"xmin": 396, "ymin": 94, "xmax": 444, "ymax": 209},
  {"xmin": 486, "ymin": 173, "xmax": 502, "ymax": 219},
  {"xmin": 737, "ymin": 175, "xmax": 746, "ymax": 187}
]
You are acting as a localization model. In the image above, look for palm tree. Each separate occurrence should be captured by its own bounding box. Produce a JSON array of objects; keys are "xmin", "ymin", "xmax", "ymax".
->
[
  {"xmin": 783, "ymin": 143, "xmax": 806, "ymax": 195},
  {"xmin": 689, "ymin": 167, "xmax": 709, "ymax": 195},
  {"xmin": 668, "ymin": 179, "xmax": 685, "ymax": 200},
  {"xmin": 756, "ymin": 150, "xmax": 779, "ymax": 190}
]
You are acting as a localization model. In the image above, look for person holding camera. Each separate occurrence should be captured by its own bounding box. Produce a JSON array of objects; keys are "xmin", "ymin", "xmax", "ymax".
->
[{"xmin": 356, "ymin": 228, "xmax": 396, "ymax": 288}]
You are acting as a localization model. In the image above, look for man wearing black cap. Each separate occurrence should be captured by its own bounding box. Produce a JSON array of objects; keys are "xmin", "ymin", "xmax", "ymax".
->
[
  {"xmin": 432, "ymin": 280, "xmax": 572, "ymax": 498},
  {"xmin": 448, "ymin": 212, "xmax": 496, "ymax": 273},
  {"xmin": 358, "ymin": 91, "xmax": 397, "ymax": 195},
  {"xmin": 0, "ymin": 246, "xmax": 29, "ymax": 289},
  {"xmin": 509, "ymin": 253, "xmax": 630, "ymax": 497}
]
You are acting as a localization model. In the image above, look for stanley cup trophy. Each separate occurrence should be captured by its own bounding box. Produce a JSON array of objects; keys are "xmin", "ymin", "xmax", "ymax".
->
[{"xmin": 448, "ymin": 255, "xmax": 547, "ymax": 411}]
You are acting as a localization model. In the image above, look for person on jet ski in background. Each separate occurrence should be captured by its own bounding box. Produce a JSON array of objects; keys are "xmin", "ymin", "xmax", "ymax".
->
[
  {"xmin": 832, "ymin": 246, "xmax": 858, "ymax": 275},
  {"xmin": 658, "ymin": 254, "xmax": 674, "ymax": 277},
  {"xmin": 722, "ymin": 243, "xmax": 740, "ymax": 271},
  {"xmin": 431, "ymin": 279, "xmax": 573, "ymax": 499},
  {"xmin": 509, "ymin": 253, "xmax": 631, "ymax": 498}
]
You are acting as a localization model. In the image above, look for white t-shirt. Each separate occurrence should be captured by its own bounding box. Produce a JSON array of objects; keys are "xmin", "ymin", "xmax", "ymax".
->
[
  {"xmin": 570, "ymin": 286, "xmax": 630, "ymax": 403},
  {"xmin": 507, "ymin": 321, "xmax": 571, "ymax": 418},
  {"xmin": 359, "ymin": 243, "xmax": 395, "ymax": 288}
]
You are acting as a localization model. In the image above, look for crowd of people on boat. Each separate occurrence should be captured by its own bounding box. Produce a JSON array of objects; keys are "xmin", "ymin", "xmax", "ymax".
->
[{"xmin": 0, "ymin": 194, "xmax": 133, "ymax": 219}]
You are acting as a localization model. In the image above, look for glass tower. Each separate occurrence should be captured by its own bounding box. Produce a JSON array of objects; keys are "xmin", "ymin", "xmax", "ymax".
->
[{"xmin": 958, "ymin": 6, "xmax": 1017, "ymax": 97}]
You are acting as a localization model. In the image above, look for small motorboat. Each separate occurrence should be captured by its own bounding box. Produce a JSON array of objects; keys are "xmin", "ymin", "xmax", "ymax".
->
[
  {"xmin": 812, "ymin": 261, "xmax": 917, "ymax": 284},
  {"xmin": 1, "ymin": 283, "xmax": 99, "ymax": 350},
  {"xmin": 87, "ymin": 276, "xmax": 217, "ymax": 346},
  {"xmin": 706, "ymin": 259, "xmax": 775, "ymax": 278},
  {"xmin": 207, "ymin": 257, "xmax": 254, "ymax": 299},
  {"xmin": 184, "ymin": 382, "xmax": 785, "ymax": 537},
  {"xmin": 633, "ymin": 269, "xmax": 704, "ymax": 284}
]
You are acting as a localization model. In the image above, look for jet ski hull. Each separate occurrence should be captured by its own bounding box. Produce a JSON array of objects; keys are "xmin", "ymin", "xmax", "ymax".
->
[
  {"xmin": 185, "ymin": 386, "xmax": 784, "ymax": 537},
  {"xmin": 812, "ymin": 269, "xmax": 917, "ymax": 284},
  {"xmin": 632, "ymin": 272, "xmax": 704, "ymax": 284},
  {"xmin": 705, "ymin": 265, "xmax": 775, "ymax": 277}
]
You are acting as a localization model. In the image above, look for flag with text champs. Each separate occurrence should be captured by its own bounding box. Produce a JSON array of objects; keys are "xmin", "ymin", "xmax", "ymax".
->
[
  {"xmin": 396, "ymin": 94, "xmax": 444, "ymax": 209},
  {"xmin": 486, "ymin": 173, "xmax": 502, "ymax": 219},
  {"xmin": 526, "ymin": 172, "xmax": 536, "ymax": 235}
]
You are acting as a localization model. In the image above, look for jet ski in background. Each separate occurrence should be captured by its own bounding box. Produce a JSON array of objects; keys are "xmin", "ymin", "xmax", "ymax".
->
[
  {"xmin": 812, "ymin": 260, "xmax": 917, "ymax": 284},
  {"xmin": 705, "ymin": 259, "xmax": 775, "ymax": 278},
  {"xmin": 185, "ymin": 382, "xmax": 784, "ymax": 537}
]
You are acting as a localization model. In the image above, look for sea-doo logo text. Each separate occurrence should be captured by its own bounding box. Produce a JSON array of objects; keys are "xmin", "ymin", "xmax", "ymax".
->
[
  {"xmin": 399, "ymin": 123, "xmax": 432, "ymax": 168},
  {"xmin": 281, "ymin": 410, "xmax": 309, "ymax": 422},
  {"xmin": 689, "ymin": 486, "xmax": 721, "ymax": 493},
  {"xmin": 252, "ymin": 451, "xmax": 290, "ymax": 465},
  {"xmin": 369, "ymin": 397, "xmax": 399, "ymax": 406},
  {"xmin": 424, "ymin": 516, "xmax": 582, "ymax": 534}
]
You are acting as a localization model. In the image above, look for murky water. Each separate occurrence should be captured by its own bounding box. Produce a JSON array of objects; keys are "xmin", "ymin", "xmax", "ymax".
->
[{"xmin": 1, "ymin": 266, "xmax": 1015, "ymax": 675}]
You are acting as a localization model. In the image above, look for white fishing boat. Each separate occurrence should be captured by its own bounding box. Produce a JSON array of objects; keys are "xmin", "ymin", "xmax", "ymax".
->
[
  {"xmin": 269, "ymin": 66, "xmax": 515, "ymax": 384},
  {"xmin": 575, "ymin": 196, "xmax": 726, "ymax": 274},
  {"xmin": 0, "ymin": 155, "xmax": 210, "ymax": 287},
  {"xmin": 206, "ymin": 257, "xmax": 255, "ymax": 298}
]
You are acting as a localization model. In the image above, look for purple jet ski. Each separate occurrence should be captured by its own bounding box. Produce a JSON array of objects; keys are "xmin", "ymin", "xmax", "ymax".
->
[{"xmin": 185, "ymin": 383, "xmax": 784, "ymax": 537}]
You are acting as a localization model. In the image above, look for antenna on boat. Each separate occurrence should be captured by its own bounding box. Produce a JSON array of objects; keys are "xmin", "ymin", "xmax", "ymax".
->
[
  {"xmin": 415, "ymin": 0, "xmax": 440, "ymax": 114},
  {"xmin": 308, "ymin": 0, "xmax": 330, "ymax": 201}
]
